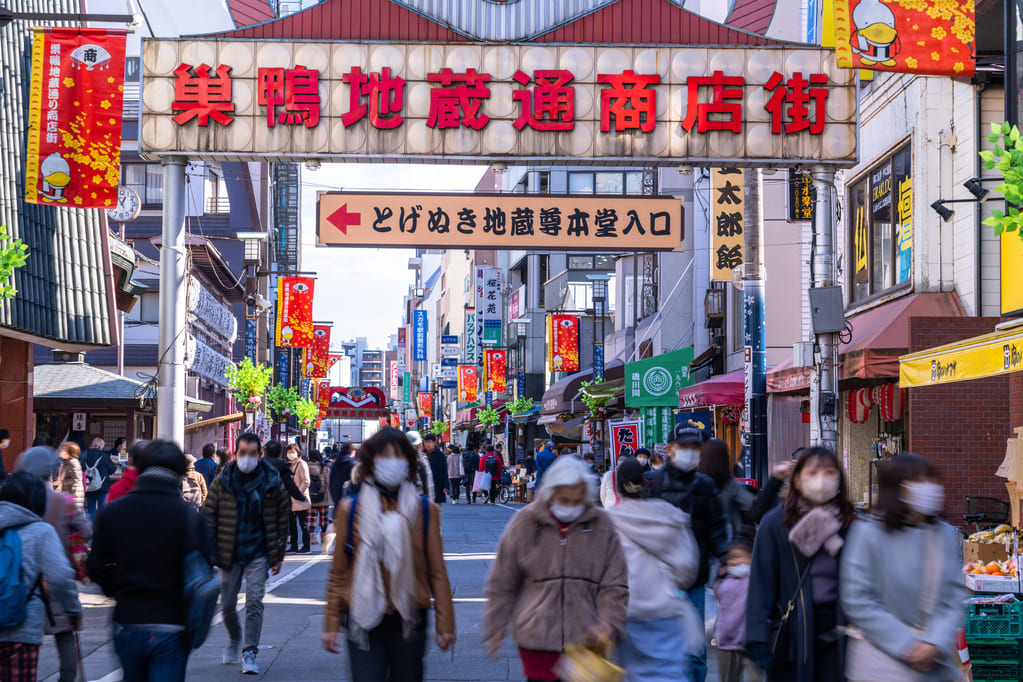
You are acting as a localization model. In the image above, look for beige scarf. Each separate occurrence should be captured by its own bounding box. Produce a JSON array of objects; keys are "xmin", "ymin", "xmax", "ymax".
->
[{"xmin": 348, "ymin": 480, "xmax": 421, "ymax": 648}]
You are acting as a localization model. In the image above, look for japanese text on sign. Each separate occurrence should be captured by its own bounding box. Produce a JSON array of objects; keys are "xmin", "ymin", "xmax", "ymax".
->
[
  {"xmin": 711, "ymin": 168, "xmax": 744, "ymax": 281},
  {"xmin": 141, "ymin": 42, "xmax": 857, "ymax": 166}
]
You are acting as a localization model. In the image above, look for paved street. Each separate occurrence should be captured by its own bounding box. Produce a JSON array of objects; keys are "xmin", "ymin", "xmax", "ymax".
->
[{"xmin": 38, "ymin": 501, "xmax": 719, "ymax": 681}]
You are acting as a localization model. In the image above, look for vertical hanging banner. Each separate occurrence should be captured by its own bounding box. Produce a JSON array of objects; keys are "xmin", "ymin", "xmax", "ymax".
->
[
  {"xmin": 390, "ymin": 361, "xmax": 399, "ymax": 397},
  {"xmin": 484, "ymin": 350, "xmax": 507, "ymax": 393},
  {"xmin": 458, "ymin": 366, "xmax": 478, "ymax": 402},
  {"xmin": 302, "ymin": 324, "xmax": 331, "ymax": 378},
  {"xmin": 464, "ymin": 310, "xmax": 477, "ymax": 365},
  {"xmin": 711, "ymin": 168, "xmax": 744, "ymax": 281},
  {"xmin": 788, "ymin": 171, "xmax": 815, "ymax": 222},
  {"xmin": 417, "ymin": 392, "xmax": 433, "ymax": 419},
  {"xmin": 833, "ymin": 0, "xmax": 975, "ymax": 77},
  {"xmin": 275, "ymin": 276, "xmax": 315, "ymax": 347},
  {"xmin": 26, "ymin": 28, "xmax": 127, "ymax": 208},
  {"xmin": 412, "ymin": 310, "xmax": 428, "ymax": 362},
  {"xmin": 548, "ymin": 314, "xmax": 580, "ymax": 372},
  {"xmin": 316, "ymin": 379, "xmax": 331, "ymax": 417},
  {"xmin": 609, "ymin": 421, "xmax": 642, "ymax": 468}
]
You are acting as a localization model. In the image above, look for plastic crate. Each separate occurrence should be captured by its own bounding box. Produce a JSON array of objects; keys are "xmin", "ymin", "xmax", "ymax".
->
[
  {"xmin": 967, "ymin": 639, "xmax": 1023, "ymax": 661},
  {"xmin": 971, "ymin": 659, "xmax": 1021, "ymax": 682},
  {"xmin": 966, "ymin": 601, "xmax": 1023, "ymax": 638}
]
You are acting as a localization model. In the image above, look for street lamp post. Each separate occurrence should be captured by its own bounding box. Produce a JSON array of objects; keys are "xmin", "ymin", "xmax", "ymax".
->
[{"xmin": 588, "ymin": 275, "xmax": 610, "ymax": 383}]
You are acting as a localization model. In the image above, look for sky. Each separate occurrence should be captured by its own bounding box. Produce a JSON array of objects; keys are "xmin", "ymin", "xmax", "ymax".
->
[{"xmin": 299, "ymin": 164, "xmax": 487, "ymax": 349}]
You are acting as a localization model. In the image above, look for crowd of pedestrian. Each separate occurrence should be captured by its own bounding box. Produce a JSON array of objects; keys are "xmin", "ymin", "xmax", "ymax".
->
[{"xmin": 0, "ymin": 424, "xmax": 970, "ymax": 682}]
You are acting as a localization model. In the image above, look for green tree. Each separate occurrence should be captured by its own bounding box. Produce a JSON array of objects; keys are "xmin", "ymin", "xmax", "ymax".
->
[
  {"xmin": 224, "ymin": 357, "xmax": 273, "ymax": 409},
  {"xmin": 980, "ymin": 122, "xmax": 1023, "ymax": 238},
  {"xmin": 0, "ymin": 225, "xmax": 29, "ymax": 299}
]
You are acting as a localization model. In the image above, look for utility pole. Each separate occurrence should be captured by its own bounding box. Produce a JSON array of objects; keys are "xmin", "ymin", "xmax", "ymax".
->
[
  {"xmin": 810, "ymin": 167, "xmax": 839, "ymax": 450},
  {"xmin": 157, "ymin": 157, "xmax": 188, "ymax": 444},
  {"xmin": 743, "ymin": 168, "xmax": 768, "ymax": 485}
]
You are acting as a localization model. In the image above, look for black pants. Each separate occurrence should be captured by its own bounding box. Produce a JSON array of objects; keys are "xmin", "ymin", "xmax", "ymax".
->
[
  {"xmin": 449, "ymin": 478, "xmax": 461, "ymax": 502},
  {"xmin": 463, "ymin": 479, "xmax": 477, "ymax": 504},
  {"xmin": 289, "ymin": 510, "xmax": 309, "ymax": 551},
  {"xmin": 348, "ymin": 612, "xmax": 427, "ymax": 682},
  {"xmin": 489, "ymin": 480, "xmax": 499, "ymax": 504},
  {"xmin": 813, "ymin": 601, "xmax": 841, "ymax": 681}
]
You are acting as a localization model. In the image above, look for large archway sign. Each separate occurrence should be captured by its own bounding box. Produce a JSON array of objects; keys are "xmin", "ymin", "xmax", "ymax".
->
[{"xmin": 139, "ymin": 40, "xmax": 857, "ymax": 167}]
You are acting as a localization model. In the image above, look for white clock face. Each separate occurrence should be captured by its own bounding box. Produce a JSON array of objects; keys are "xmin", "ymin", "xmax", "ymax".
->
[{"xmin": 107, "ymin": 186, "xmax": 141, "ymax": 223}]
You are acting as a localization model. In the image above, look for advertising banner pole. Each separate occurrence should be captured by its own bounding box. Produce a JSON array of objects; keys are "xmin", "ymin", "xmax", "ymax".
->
[
  {"xmin": 157, "ymin": 157, "xmax": 188, "ymax": 443},
  {"xmin": 743, "ymin": 168, "xmax": 768, "ymax": 485}
]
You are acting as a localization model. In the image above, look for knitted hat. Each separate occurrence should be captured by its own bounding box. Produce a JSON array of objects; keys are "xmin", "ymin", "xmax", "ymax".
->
[{"xmin": 15, "ymin": 446, "xmax": 58, "ymax": 480}]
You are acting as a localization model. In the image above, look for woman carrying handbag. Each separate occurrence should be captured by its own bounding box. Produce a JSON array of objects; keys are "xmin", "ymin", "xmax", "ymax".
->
[{"xmin": 841, "ymin": 453, "xmax": 967, "ymax": 681}]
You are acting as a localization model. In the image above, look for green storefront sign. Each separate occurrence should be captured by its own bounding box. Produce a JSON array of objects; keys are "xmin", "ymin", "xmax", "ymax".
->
[
  {"xmin": 641, "ymin": 406, "xmax": 677, "ymax": 448},
  {"xmin": 403, "ymin": 372, "xmax": 411, "ymax": 405},
  {"xmin": 625, "ymin": 346, "xmax": 695, "ymax": 407}
]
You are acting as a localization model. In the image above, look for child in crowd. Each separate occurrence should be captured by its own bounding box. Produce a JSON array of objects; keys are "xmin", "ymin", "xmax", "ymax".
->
[{"xmin": 713, "ymin": 536, "xmax": 762, "ymax": 682}]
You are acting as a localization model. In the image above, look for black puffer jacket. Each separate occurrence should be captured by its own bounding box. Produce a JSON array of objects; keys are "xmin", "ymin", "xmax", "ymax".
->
[{"xmin": 645, "ymin": 465, "xmax": 730, "ymax": 587}]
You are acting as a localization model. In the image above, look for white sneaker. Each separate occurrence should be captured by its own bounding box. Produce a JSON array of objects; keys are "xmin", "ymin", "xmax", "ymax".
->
[
  {"xmin": 223, "ymin": 641, "xmax": 240, "ymax": 665},
  {"xmin": 242, "ymin": 651, "xmax": 259, "ymax": 674}
]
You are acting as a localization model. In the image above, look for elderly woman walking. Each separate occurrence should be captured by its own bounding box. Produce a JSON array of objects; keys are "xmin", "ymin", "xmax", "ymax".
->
[{"xmin": 484, "ymin": 456, "xmax": 629, "ymax": 682}]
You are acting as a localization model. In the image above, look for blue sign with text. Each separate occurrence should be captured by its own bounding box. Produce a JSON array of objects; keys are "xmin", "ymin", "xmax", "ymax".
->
[
  {"xmin": 413, "ymin": 310, "xmax": 427, "ymax": 362},
  {"xmin": 245, "ymin": 318, "xmax": 257, "ymax": 362}
]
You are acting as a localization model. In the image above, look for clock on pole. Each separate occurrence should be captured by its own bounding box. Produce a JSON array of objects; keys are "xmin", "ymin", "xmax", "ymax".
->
[{"xmin": 106, "ymin": 186, "xmax": 141, "ymax": 224}]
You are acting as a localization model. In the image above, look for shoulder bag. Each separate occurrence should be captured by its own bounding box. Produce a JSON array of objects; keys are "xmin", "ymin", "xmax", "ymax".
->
[
  {"xmin": 770, "ymin": 543, "xmax": 813, "ymax": 662},
  {"xmin": 845, "ymin": 523, "xmax": 942, "ymax": 682}
]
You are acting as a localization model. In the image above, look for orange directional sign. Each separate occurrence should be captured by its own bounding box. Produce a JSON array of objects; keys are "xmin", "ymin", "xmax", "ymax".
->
[{"xmin": 316, "ymin": 192, "xmax": 684, "ymax": 251}]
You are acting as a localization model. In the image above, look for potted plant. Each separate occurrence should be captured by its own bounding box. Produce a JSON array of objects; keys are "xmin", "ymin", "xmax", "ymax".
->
[{"xmin": 224, "ymin": 358, "xmax": 273, "ymax": 421}]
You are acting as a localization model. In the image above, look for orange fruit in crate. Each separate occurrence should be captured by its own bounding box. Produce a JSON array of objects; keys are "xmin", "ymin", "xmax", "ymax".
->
[{"xmin": 986, "ymin": 562, "xmax": 1003, "ymax": 574}]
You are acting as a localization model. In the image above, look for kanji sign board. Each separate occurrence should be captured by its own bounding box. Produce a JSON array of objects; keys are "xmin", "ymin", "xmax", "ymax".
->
[
  {"xmin": 317, "ymin": 193, "xmax": 683, "ymax": 251},
  {"xmin": 140, "ymin": 41, "xmax": 857, "ymax": 167}
]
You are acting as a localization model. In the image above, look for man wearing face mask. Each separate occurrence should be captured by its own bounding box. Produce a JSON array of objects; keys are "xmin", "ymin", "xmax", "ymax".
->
[
  {"xmin": 203, "ymin": 433, "xmax": 291, "ymax": 675},
  {"xmin": 645, "ymin": 422, "xmax": 729, "ymax": 682}
]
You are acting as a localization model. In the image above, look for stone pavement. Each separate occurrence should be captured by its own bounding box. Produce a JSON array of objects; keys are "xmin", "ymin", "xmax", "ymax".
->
[{"xmin": 38, "ymin": 501, "xmax": 720, "ymax": 681}]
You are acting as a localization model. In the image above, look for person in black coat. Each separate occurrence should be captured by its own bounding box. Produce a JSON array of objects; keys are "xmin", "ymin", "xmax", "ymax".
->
[
  {"xmin": 462, "ymin": 449, "xmax": 481, "ymax": 504},
  {"xmin": 328, "ymin": 442, "xmax": 356, "ymax": 504},
  {"xmin": 263, "ymin": 440, "xmax": 306, "ymax": 502},
  {"xmin": 746, "ymin": 447, "xmax": 855, "ymax": 682},
  {"xmin": 645, "ymin": 421, "xmax": 729, "ymax": 682},
  {"xmin": 747, "ymin": 449, "xmax": 802, "ymax": 525},
  {"xmin": 423, "ymin": 433, "xmax": 449, "ymax": 504}
]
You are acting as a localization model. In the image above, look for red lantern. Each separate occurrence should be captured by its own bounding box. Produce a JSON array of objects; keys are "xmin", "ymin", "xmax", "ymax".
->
[
  {"xmin": 847, "ymin": 388, "xmax": 870, "ymax": 424},
  {"xmin": 878, "ymin": 384, "xmax": 905, "ymax": 422}
]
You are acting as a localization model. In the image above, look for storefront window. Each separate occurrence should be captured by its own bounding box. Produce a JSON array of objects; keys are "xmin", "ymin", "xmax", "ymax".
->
[{"xmin": 848, "ymin": 144, "xmax": 912, "ymax": 302}]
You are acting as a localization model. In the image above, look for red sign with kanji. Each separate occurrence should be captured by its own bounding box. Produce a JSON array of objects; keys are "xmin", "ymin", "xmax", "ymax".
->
[
  {"xmin": 25, "ymin": 28, "xmax": 127, "ymax": 208},
  {"xmin": 275, "ymin": 276, "xmax": 315, "ymax": 348}
]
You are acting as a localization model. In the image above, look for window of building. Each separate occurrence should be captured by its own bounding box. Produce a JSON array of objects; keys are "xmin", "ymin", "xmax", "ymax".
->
[
  {"xmin": 568, "ymin": 173, "xmax": 594, "ymax": 194},
  {"xmin": 594, "ymin": 255, "xmax": 615, "ymax": 270},
  {"xmin": 121, "ymin": 163, "xmax": 163, "ymax": 208},
  {"xmin": 569, "ymin": 256, "xmax": 594, "ymax": 270},
  {"xmin": 848, "ymin": 143, "xmax": 912, "ymax": 302},
  {"xmin": 139, "ymin": 292, "xmax": 160, "ymax": 323},
  {"xmin": 567, "ymin": 171, "xmax": 644, "ymax": 196}
]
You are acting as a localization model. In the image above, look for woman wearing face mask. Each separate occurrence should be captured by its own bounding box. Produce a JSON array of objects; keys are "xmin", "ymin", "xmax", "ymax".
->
[
  {"xmin": 287, "ymin": 444, "xmax": 311, "ymax": 554},
  {"xmin": 322, "ymin": 427, "xmax": 455, "ymax": 682},
  {"xmin": 746, "ymin": 446, "xmax": 856, "ymax": 682},
  {"xmin": 484, "ymin": 456, "xmax": 628, "ymax": 682},
  {"xmin": 606, "ymin": 458, "xmax": 700, "ymax": 681},
  {"xmin": 841, "ymin": 454, "xmax": 965, "ymax": 681}
]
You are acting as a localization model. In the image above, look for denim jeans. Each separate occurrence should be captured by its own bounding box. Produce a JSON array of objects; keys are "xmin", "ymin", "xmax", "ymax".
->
[
  {"xmin": 113, "ymin": 624, "xmax": 188, "ymax": 682},
  {"xmin": 220, "ymin": 558, "xmax": 269, "ymax": 655},
  {"xmin": 86, "ymin": 493, "xmax": 106, "ymax": 521},
  {"xmin": 688, "ymin": 585, "xmax": 707, "ymax": 682},
  {"xmin": 348, "ymin": 611, "xmax": 427, "ymax": 682}
]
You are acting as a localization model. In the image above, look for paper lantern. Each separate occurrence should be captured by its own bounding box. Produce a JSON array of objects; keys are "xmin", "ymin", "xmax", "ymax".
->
[
  {"xmin": 847, "ymin": 388, "xmax": 870, "ymax": 424},
  {"xmin": 878, "ymin": 384, "xmax": 906, "ymax": 422}
]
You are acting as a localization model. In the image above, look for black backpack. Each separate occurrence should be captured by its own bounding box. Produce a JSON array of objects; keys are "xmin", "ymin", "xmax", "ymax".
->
[
  {"xmin": 309, "ymin": 470, "xmax": 325, "ymax": 504},
  {"xmin": 485, "ymin": 453, "xmax": 499, "ymax": 475}
]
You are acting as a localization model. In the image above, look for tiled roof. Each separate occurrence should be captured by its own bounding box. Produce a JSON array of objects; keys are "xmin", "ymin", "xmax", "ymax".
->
[
  {"xmin": 0, "ymin": 0, "xmax": 113, "ymax": 349},
  {"xmin": 34, "ymin": 362, "xmax": 213, "ymax": 412}
]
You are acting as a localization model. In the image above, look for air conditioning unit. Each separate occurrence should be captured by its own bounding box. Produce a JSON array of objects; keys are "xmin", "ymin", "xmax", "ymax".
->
[{"xmin": 793, "ymin": 341, "xmax": 814, "ymax": 368}]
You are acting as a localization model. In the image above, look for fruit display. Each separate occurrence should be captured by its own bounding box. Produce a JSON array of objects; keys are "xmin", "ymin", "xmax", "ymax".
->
[
  {"xmin": 964, "ymin": 558, "xmax": 1018, "ymax": 577},
  {"xmin": 968, "ymin": 524, "xmax": 1017, "ymax": 546}
]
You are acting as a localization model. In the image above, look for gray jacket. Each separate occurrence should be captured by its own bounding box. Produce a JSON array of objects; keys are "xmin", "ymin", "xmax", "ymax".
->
[
  {"xmin": 0, "ymin": 502, "xmax": 81, "ymax": 644},
  {"xmin": 840, "ymin": 518, "xmax": 966, "ymax": 681}
]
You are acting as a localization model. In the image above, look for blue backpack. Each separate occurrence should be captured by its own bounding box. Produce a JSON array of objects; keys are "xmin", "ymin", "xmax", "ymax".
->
[
  {"xmin": 344, "ymin": 495, "xmax": 430, "ymax": 559},
  {"xmin": 0, "ymin": 523, "xmax": 41, "ymax": 630}
]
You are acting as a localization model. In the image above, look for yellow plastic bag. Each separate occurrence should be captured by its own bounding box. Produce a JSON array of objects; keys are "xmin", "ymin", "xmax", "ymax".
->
[{"xmin": 555, "ymin": 643, "xmax": 626, "ymax": 682}]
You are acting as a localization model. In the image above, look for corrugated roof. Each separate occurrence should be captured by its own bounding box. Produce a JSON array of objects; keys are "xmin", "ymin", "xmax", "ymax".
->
[
  {"xmin": 0, "ymin": 0, "xmax": 114, "ymax": 349},
  {"xmin": 227, "ymin": 0, "xmax": 275, "ymax": 27},
  {"xmin": 34, "ymin": 361, "xmax": 213, "ymax": 412}
]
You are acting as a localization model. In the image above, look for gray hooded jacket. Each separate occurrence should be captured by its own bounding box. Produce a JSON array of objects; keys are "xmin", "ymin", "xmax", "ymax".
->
[{"xmin": 0, "ymin": 501, "xmax": 81, "ymax": 644}]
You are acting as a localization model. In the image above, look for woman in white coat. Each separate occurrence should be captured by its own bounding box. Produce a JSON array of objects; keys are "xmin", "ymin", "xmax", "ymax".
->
[{"xmin": 606, "ymin": 458, "xmax": 701, "ymax": 682}]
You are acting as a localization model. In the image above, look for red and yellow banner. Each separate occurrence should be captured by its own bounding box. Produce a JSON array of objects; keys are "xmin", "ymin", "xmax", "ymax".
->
[
  {"xmin": 390, "ymin": 413, "xmax": 400, "ymax": 428},
  {"xmin": 275, "ymin": 276, "xmax": 315, "ymax": 347},
  {"xmin": 484, "ymin": 349, "xmax": 507, "ymax": 393},
  {"xmin": 458, "ymin": 365, "xmax": 478, "ymax": 402},
  {"xmin": 549, "ymin": 314, "xmax": 580, "ymax": 372},
  {"xmin": 315, "ymin": 379, "xmax": 331, "ymax": 417},
  {"xmin": 26, "ymin": 28, "xmax": 127, "ymax": 208},
  {"xmin": 833, "ymin": 0, "xmax": 975, "ymax": 77},
  {"xmin": 328, "ymin": 354, "xmax": 343, "ymax": 369},
  {"xmin": 417, "ymin": 391, "xmax": 433, "ymax": 419},
  {"xmin": 302, "ymin": 324, "xmax": 332, "ymax": 378}
]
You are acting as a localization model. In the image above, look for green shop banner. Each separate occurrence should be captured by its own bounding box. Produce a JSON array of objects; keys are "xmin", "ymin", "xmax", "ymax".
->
[
  {"xmin": 626, "ymin": 346, "xmax": 695, "ymax": 407},
  {"xmin": 641, "ymin": 407, "xmax": 677, "ymax": 447}
]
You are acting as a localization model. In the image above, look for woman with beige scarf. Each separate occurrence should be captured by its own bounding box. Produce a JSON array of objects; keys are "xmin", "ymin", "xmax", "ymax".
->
[{"xmin": 322, "ymin": 427, "xmax": 455, "ymax": 682}]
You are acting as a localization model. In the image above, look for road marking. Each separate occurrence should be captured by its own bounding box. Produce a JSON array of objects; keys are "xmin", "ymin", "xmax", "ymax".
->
[
  {"xmin": 497, "ymin": 503, "xmax": 520, "ymax": 512},
  {"xmin": 452, "ymin": 597, "xmax": 488, "ymax": 603},
  {"xmin": 443, "ymin": 552, "xmax": 497, "ymax": 561}
]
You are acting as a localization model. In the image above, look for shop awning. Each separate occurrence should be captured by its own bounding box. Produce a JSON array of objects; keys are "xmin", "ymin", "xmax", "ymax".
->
[
  {"xmin": 455, "ymin": 400, "xmax": 506, "ymax": 425},
  {"xmin": 581, "ymin": 378, "xmax": 625, "ymax": 399},
  {"xmin": 678, "ymin": 369, "xmax": 745, "ymax": 408},
  {"xmin": 899, "ymin": 324, "xmax": 1023, "ymax": 387},
  {"xmin": 512, "ymin": 407, "xmax": 540, "ymax": 424},
  {"xmin": 540, "ymin": 361, "xmax": 625, "ymax": 415},
  {"xmin": 767, "ymin": 292, "xmax": 965, "ymax": 393}
]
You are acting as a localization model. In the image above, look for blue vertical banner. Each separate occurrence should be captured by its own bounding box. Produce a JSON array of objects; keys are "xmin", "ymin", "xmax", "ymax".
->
[
  {"xmin": 516, "ymin": 371, "xmax": 526, "ymax": 398},
  {"xmin": 413, "ymin": 310, "xmax": 427, "ymax": 362},
  {"xmin": 245, "ymin": 318, "xmax": 257, "ymax": 362},
  {"xmin": 277, "ymin": 347, "xmax": 290, "ymax": 388},
  {"xmin": 594, "ymin": 345, "xmax": 605, "ymax": 383},
  {"xmin": 743, "ymin": 279, "xmax": 768, "ymax": 485}
]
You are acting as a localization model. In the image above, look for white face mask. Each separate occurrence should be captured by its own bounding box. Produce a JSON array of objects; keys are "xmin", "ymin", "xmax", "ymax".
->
[
  {"xmin": 550, "ymin": 503, "xmax": 584, "ymax": 523},
  {"xmin": 902, "ymin": 481, "xmax": 944, "ymax": 517},
  {"xmin": 287, "ymin": 451, "xmax": 299, "ymax": 462},
  {"xmin": 375, "ymin": 458, "xmax": 409, "ymax": 489},
  {"xmin": 800, "ymin": 474, "xmax": 840, "ymax": 505},
  {"xmin": 637, "ymin": 457, "xmax": 649, "ymax": 466},
  {"xmin": 727, "ymin": 564, "xmax": 751, "ymax": 578},
  {"xmin": 670, "ymin": 447, "xmax": 700, "ymax": 472},
  {"xmin": 236, "ymin": 455, "xmax": 259, "ymax": 474}
]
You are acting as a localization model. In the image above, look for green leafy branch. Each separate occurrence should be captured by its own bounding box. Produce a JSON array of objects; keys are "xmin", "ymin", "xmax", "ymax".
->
[
  {"xmin": 225, "ymin": 357, "xmax": 273, "ymax": 408},
  {"xmin": 265, "ymin": 384, "xmax": 300, "ymax": 421},
  {"xmin": 579, "ymin": 381, "xmax": 613, "ymax": 417},
  {"xmin": 0, "ymin": 225, "xmax": 28, "ymax": 299},
  {"xmin": 980, "ymin": 122, "xmax": 1023, "ymax": 238},
  {"xmin": 295, "ymin": 397, "xmax": 320, "ymax": 427},
  {"xmin": 477, "ymin": 407, "xmax": 500, "ymax": 428},
  {"xmin": 428, "ymin": 420, "xmax": 448, "ymax": 436},
  {"xmin": 507, "ymin": 395, "xmax": 534, "ymax": 415}
]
